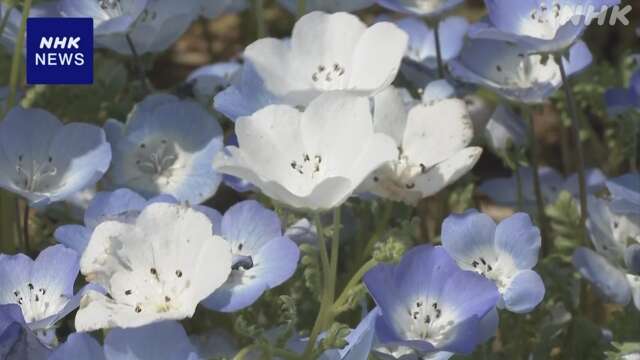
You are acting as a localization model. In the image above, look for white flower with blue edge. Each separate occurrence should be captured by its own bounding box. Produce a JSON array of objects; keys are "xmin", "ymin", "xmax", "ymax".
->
[
  {"xmin": 469, "ymin": 0, "xmax": 620, "ymax": 53},
  {"xmin": 607, "ymin": 173, "xmax": 640, "ymax": 215},
  {"xmin": 0, "ymin": 245, "xmax": 94, "ymax": 346},
  {"xmin": 214, "ymin": 92, "xmax": 399, "ymax": 211},
  {"xmin": 360, "ymin": 86, "xmax": 482, "ymax": 205},
  {"xmin": 573, "ymin": 196, "xmax": 640, "ymax": 310},
  {"xmin": 442, "ymin": 210, "xmax": 546, "ymax": 313},
  {"xmin": 105, "ymin": 94, "xmax": 223, "ymax": 204},
  {"xmin": 203, "ymin": 200, "xmax": 299, "ymax": 312},
  {"xmin": 49, "ymin": 321, "xmax": 201, "ymax": 359},
  {"xmin": 75, "ymin": 202, "xmax": 232, "ymax": 330},
  {"xmin": 0, "ymin": 107, "xmax": 111, "ymax": 207},
  {"xmin": 450, "ymin": 39, "xmax": 592, "ymax": 103},
  {"xmin": 377, "ymin": 0, "xmax": 464, "ymax": 18},
  {"xmin": 214, "ymin": 11, "xmax": 408, "ymax": 120},
  {"xmin": 277, "ymin": 0, "xmax": 375, "ymax": 14}
]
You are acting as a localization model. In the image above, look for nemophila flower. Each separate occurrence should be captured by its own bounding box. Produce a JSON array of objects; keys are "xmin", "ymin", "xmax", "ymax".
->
[
  {"xmin": 214, "ymin": 92, "xmax": 398, "ymax": 211},
  {"xmin": 50, "ymin": 321, "xmax": 201, "ymax": 359},
  {"xmin": 277, "ymin": 0, "xmax": 374, "ymax": 14},
  {"xmin": 221, "ymin": 134, "xmax": 255, "ymax": 193},
  {"xmin": 484, "ymin": 105, "xmax": 528, "ymax": 154},
  {"xmin": 0, "ymin": 304, "xmax": 51, "ymax": 360},
  {"xmin": 0, "ymin": 107, "xmax": 111, "ymax": 207},
  {"xmin": 442, "ymin": 211, "xmax": 545, "ymax": 313},
  {"xmin": 394, "ymin": 16, "xmax": 468, "ymax": 71},
  {"xmin": 185, "ymin": 61, "xmax": 241, "ymax": 105},
  {"xmin": 360, "ymin": 87, "xmax": 482, "ymax": 205},
  {"xmin": 377, "ymin": 0, "xmax": 464, "ymax": 18},
  {"xmin": 105, "ymin": 94, "xmax": 223, "ymax": 204},
  {"xmin": 604, "ymin": 68, "xmax": 639, "ymax": 116},
  {"xmin": 75, "ymin": 202, "xmax": 232, "ymax": 330},
  {"xmin": 0, "ymin": 245, "xmax": 92, "ymax": 346},
  {"xmin": 202, "ymin": 200, "xmax": 299, "ymax": 312},
  {"xmin": 214, "ymin": 11, "xmax": 408, "ymax": 120},
  {"xmin": 449, "ymin": 39, "xmax": 592, "ymax": 103},
  {"xmin": 95, "ymin": 0, "xmax": 200, "ymax": 55},
  {"xmin": 607, "ymin": 173, "xmax": 640, "ymax": 215},
  {"xmin": 200, "ymin": 0, "xmax": 247, "ymax": 19},
  {"xmin": 59, "ymin": 0, "xmax": 148, "ymax": 40},
  {"xmin": 468, "ymin": 0, "xmax": 620, "ymax": 53},
  {"xmin": 478, "ymin": 166, "xmax": 606, "ymax": 208},
  {"xmin": 573, "ymin": 196, "xmax": 640, "ymax": 309},
  {"xmin": 364, "ymin": 245, "xmax": 499, "ymax": 355}
]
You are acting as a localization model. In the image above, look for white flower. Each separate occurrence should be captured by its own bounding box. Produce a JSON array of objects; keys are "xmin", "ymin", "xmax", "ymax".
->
[
  {"xmin": 214, "ymin": 11, "xmax": 408, "ymax": 120},
  {"xmin": 360, "ymin": 87, "xmax": 482, "ymax": 205},
  {"xmin": 75, "ymin": 202, "xmax": 232, "ymax": 331},
  {"xmin": 213, "ymin": 92, "xmax": 398, "ymax": 211}
]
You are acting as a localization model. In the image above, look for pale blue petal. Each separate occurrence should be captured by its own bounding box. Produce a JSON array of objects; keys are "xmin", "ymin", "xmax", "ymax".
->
[
  {"xmin": 221, "ymin": 200, "xmax": 283, "ymax": 254},
  {"xmin": 494, "ymin": 213, "xmax": 541, "ymax": 270},
  {"xmin": 502, "ymin": 270, "xmax": 545, "ymax": 313},
  {"xmin": 573, "ymin": 247, "xmax": 631, "ymax": 305},
  {"xmin": 49, "ymin": 333, "xmax": 105, "ymax": 360},
  {"xmin": 441, "ymin": 210, "xmax": 497, "ymax": 264},
  {"xmin": 104, "ymin": 321, "xmax": 197, "ymax": 360}
]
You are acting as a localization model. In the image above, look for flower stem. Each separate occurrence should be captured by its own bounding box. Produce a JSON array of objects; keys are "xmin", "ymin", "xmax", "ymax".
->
[
  {"xmin": 433, "ymin": 19, "xmax": 445, "ymax": 79},
  {"xmin": 362, "ymin": 201, "xmax": 393, "ymax": 259},
  {"xmin": 6, "ymin": 0, "xmax": 31, "ymax": 114},
  {"xmin": 523, "ymin": 105, "xmax": 550, "ymax": 256},
  {"xmin": 303, "ymin": 207, "xmax": 342, "ymax": 358},
  {"xmin": 22, "ymin": 202, "xmax": 30, "ymax": 255},
  {"xmin": 125, "ymin": 34, "xmax": 151, "ymax": 94},
  {"xmin": 297, "ymin": 0, "xmax": 306, "ymax": 18},
  {"xmin": 313, "ymin": 213, "xmax": 330, "ymax": 282},
  {"xmin": 558, "ymin": 58, "xmax": 588, "ymax": 231},
  {"xmin": 332, "ymin": 258, "xmax": 377, "ymax": 313},
  {"xmin": 252, "ymin": 0, "xmax": 267, "ymax": 39}
]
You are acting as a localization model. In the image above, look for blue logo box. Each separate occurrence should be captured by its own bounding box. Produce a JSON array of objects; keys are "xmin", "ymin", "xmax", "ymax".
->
[{"xmin": 26, "ymin": 17, "xmax": 93, "ymax": 85}]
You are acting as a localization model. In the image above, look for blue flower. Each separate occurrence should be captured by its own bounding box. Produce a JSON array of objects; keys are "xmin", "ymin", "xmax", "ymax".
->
[
  {"xmin": 203, "ymin": 200, "xmax": 300, "ymax": 312},
  {"xmin": 0, "ymin": 245, "xmax": 95, "ymax": 346},
  {"xmin": 186, "ymin": 61, "xmax": 241, "ymax": 105},
  {"xmin": 441, "ymin": 211, "xmax": 545, "ymax": 313},
  {"xmin": 200, "ymin": 0, "xmax": 248, "ymax": 19},
  {"xmin": 54, "ymin": 188, "xmax": 223, "ymax": 255},
  {"xmin": 49, "ymin": 321, "xmax": 201, "ymax": 359},
  {"xmin": 484, "ymin": 104, "xmax": 529, "ymax": 154},
  {"xmin": 364, "ymin": 245, "xmax": 499, "ymax": 356},
  {"xmin": 394, "ymin": 16, "xmax": 468, "ymax": 71},
  {"xmin": 449, "ymin": 39, "xmax": 592, "ymax": 103},
  {"xmin": 607, "ymin": 173, "xmax": 640, "ymax": 215},
  {"xmin": 377, "ymin": 0, "xmax": 464, "ymax": 18},
  {"xmin": 59, "ymin": 0, "xmax": 148, "ymax": 38},
  {"xmin": 478, "ymin": 166, "xmax": 606, "ymax": 209},
  {"xmin": 573, "ymin": 196, "xmax": 640, "ymax": 310},
  {"xmin": 105, "ymin": 94, "xmax": 223, "ymax": 204},
  {"xmin": 0, "ymin": 304, "xmax": 50, "ymax": 360},
  {"xmin": 468, "ymin": 0, "xmax": 620, "ymax": 53},
  {"xmin": 604, "ymin": 68, "xmax": 639, "ymax": 116},
  {"xmin": 0, "ymin": 107, "xmax": 111, "ymax": 207}
]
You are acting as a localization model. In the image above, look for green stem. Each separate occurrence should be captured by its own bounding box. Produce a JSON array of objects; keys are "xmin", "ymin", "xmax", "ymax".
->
[
  {"xmin": 313, "ymin": 213, "xmax": 330, "ymax": 282},
  {"xmin": 523, "ymin": 105, "xmax": 550, "ymax": 256},
  {"xmin": 303, "ymin": 207, "xmax": 342, "ymax": 359},
  {"xmin": 125, "ymin": 34, "xmax": 151, "ymax": 94},
  {"xmin": 332, "ymin": 258, "xmax": 377, "ymax": 313},
  {"xmin": 433, "ymin": 19, "xmax": 445, "ymax": 79},
  {"xmin": 558, "ymin": 57, "xmax": 588, "ymax": 231},
  {"xmin": 252, "ymin": 0, "xmax": 267, "ymax": 39},
  {"xmin": 22, "ymin": 202, "xmax": 30, "ymax": 255},
  {"xmin": 6, "ymin": 0, "xmax": 32, "ymax": 114},
  {"xmin": 297, "ymin": 0, "xmax": 306, "ymax": 18},
  {"xmin": 362, "ymin": 201, "xmax": 393, "ymax": 259}
]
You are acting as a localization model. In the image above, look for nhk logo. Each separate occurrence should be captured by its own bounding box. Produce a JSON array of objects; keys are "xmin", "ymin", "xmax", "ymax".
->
[{"xmin": 27, "ymin": 18, "xmax": 93, "ymax": 85}]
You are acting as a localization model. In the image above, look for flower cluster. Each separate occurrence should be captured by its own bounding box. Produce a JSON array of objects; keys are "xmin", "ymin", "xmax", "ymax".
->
[{"xmin": 0, "ymin": 0, "xmax": 637, "ymax": 359}]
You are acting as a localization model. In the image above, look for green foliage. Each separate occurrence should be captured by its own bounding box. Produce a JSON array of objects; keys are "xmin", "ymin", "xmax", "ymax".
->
[{"xmin": 546, "ymin": 191, "xmax": 584, "ymax": 255}]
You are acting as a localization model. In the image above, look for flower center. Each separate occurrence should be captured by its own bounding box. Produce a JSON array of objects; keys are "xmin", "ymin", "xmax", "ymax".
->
[
  {"xmin": 12, "ymin": 282, "xmax": 68, "ymax": 324},
  {"xmin": 405, "ymin": 298, "xmax": 455, "ymax": 345},
  {"xmin": 310, "ymin": 63, "xmax": 347, "ymax": 91},
  {"xmin": 371, "ymin": 149, "xmax": 428, "ymax": 200},
  {"xmin": 529, "ymin": 1, "xmax": 563, "ymax": 26},
  {"xmin": 290, "ymin": 153, "xmax": 323, "ymax": 179},
  {"xmin": 135, "ymin": 139, "xmax": 178, "ymax": 177},
  {"xmin": 469, "ymin": 256, "xmax": 512, "ymax": 292},
  {"xmin": 15, "ymin": 155, "xmax": 58, "ymax": 193}
]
